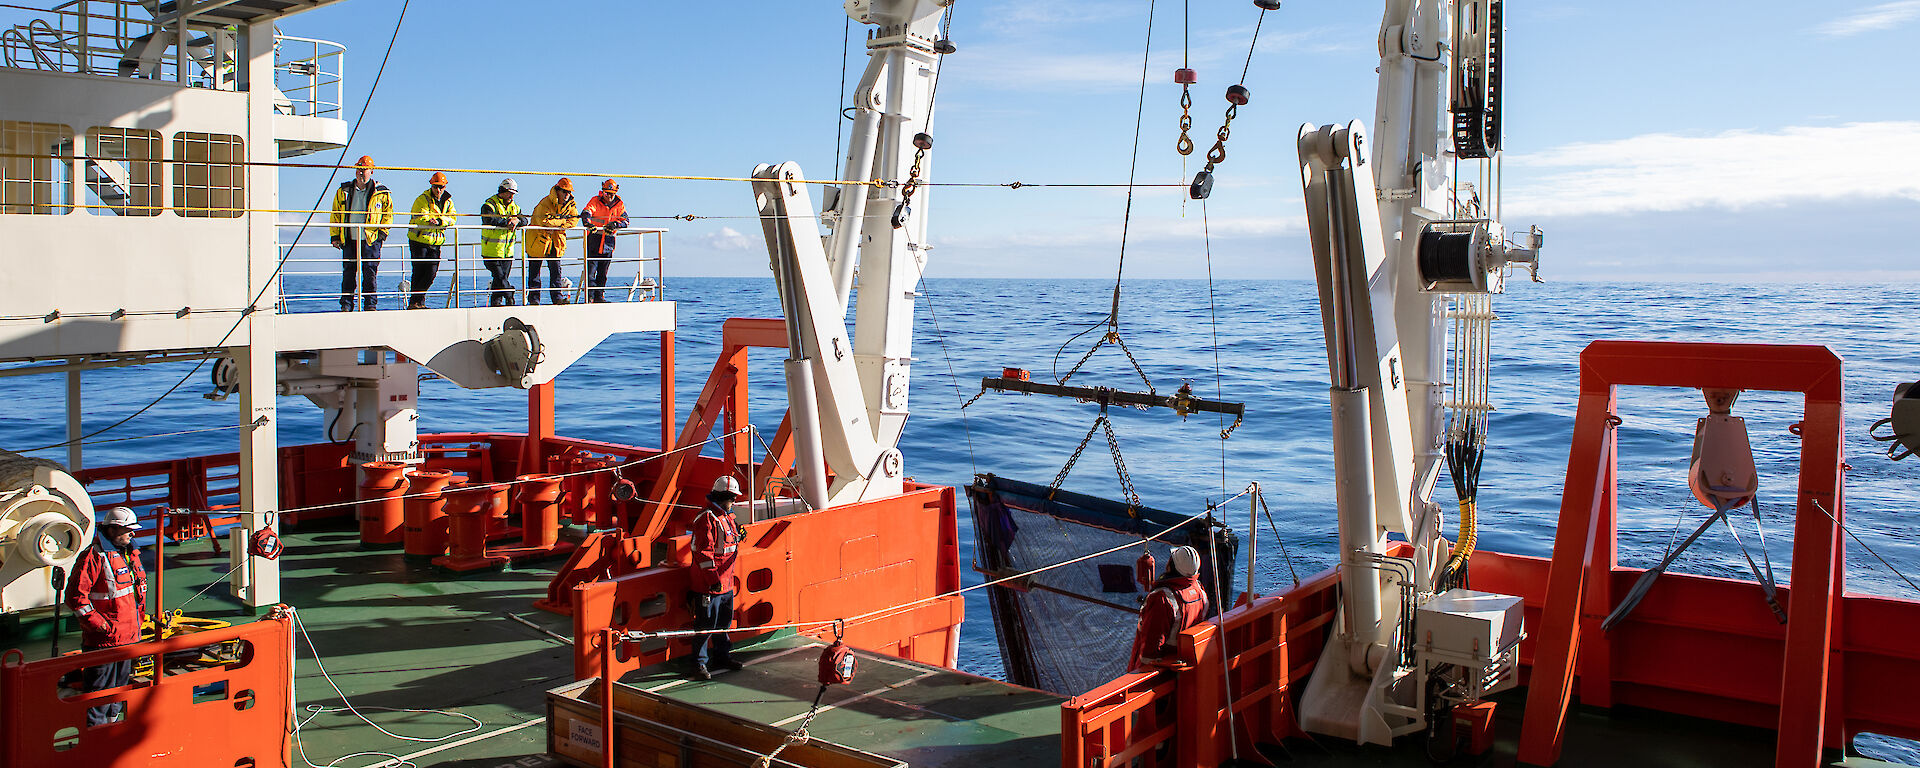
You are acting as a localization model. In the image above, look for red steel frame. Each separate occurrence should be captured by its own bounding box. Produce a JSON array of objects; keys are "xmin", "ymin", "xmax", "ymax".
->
[
  {"xmin": 1061, "ymin": 564, "xmax": 1342, "ymax": 767},
  {"xmin": 569, "ymin": 482, "xmax": 965, "ymax": 680},
  {"xmin": 1, "ymin": 613, "xmax": 294, "ymax": 767},
  {"xmin": 1517, "ymin": 341, "xmax": 1848, "ymax": 767}
]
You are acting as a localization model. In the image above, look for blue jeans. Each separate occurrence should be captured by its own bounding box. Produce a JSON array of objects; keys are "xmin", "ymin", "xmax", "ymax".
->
[
  {"xmin": 81, "ymin": 653, "xmax": 132, "ymax": 726},
  {"xmin": 690, "ymin": 590, "xmax": 735, "ymax": 668}
]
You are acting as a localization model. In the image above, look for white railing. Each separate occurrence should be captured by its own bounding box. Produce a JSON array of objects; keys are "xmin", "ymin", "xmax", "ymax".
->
[
  {"xmin": 275, "ymin": 224, "xmax": 669, "ymax": 312},
  {"xmin": 1, "ymin": 1, "xmax": 344, "ymax": 106},
  {"xmin": 272, "ymin": 35, "xmax": 343, "ymax": 118}
]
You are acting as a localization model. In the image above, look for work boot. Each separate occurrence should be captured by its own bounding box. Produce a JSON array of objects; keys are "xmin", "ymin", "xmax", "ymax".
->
[
  {"xmin": 717, "ymin": 657, "xmax": 744, "ymax": 672},
  {"xmin": 339, "ymin": 300, "xmax": 354, "ymax": 312},
  {"xmin": 552, "ymin": 292, "xmax": 569, "ymax": 305},
  {"xmin": 689, "ymin": 663, "xmax": 711, "ymax": 682},
  {"xmin": 363, "ymin": 299, "xmax": 378, "ymax": 312}
]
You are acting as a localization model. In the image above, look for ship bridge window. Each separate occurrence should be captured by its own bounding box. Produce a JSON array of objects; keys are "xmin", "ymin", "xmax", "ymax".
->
[
  {"xmin": 171, "ymin": 132, "xmax": 245, "ymax": 219},
  {"xmin": 85, "ymin": 127, "xmax": 163, "ymax": 217},
  {"xmin": 0, "ymin": 121, "xmax": 74, "ymax": 215}
]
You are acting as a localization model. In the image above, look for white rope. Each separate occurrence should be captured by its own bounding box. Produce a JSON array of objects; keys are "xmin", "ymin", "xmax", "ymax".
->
[{"xmin": 288, "ymin": 607, "xmax": 485, "ymax": 768}]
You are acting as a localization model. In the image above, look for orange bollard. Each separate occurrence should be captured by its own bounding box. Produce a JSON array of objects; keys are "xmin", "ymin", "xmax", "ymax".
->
[
  {"xmin": 515, "ymin": 474, "xmax": 564, "ymax": 550},
  {"xmin": 436, "ymin": 482, "xmax": 504, "ymax": 571},
  {"xmin": 358, "ymin": 461, "xmax": 410, "ymax": 546},
  {"xmin": 403, "ymin": 469, "xmax": 456, "ymax": 558},
  {"xmin": 583, "ymin": 460, "xmax": 614, "ymax": 529}
]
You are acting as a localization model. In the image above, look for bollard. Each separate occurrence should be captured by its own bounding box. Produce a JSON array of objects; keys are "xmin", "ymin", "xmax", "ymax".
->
[
  {"xmin": 515, "ymin": 473, "xmax": 564, "ymax": 549},
  {"xmin": 436, "ymin": 482, "xmax": 501, "ymax": 571},
  {"xmin": 403, "ymin": 469, "xmax": 456, "ymax": 558},
  {"xmin": 357, "ymin": 461, "xmax": 410, "ymax": 546},
  {"xmin": 583, "ymin": 459, "xmax": 615, "ymax": 529}
]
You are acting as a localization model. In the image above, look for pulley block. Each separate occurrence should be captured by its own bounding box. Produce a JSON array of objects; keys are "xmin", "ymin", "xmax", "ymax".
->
[{"xmin": 1189, "ymin": 168, "xmax": 1214, "ymax": 200}]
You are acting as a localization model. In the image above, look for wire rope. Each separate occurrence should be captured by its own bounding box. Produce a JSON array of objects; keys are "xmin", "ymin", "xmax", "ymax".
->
[{"xmin": 915, "ymin": 277, "xmax": 978, "ymax": 475}]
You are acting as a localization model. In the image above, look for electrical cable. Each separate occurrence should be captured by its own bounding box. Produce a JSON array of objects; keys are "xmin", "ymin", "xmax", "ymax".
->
[{"xmin": 8, "ymin": 0, "xmax": 414, "ymax": 455}]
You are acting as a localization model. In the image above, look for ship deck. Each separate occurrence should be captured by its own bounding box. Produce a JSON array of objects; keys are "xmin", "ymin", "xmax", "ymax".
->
[{"xmin": 8, "ymin": 521, "xmax": 1913, "ymax": 767}]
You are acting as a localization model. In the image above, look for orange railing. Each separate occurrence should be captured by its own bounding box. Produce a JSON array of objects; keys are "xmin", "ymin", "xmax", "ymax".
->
[
  {"xmin": 0, "ymin": 614, "xmax": 294, "ymax": 768},
  {"xmin": 1060, "ymin": 565, "xmax": 1342, "ymax": 767}
]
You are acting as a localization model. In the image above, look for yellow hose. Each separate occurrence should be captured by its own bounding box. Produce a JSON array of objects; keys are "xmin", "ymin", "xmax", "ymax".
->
[{"xmin": 1443, "ymin": 497, "xmax": 1477, "ymax": 582}]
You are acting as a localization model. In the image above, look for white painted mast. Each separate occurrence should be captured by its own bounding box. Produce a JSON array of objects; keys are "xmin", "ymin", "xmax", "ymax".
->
[{"xmin": 758, "ymin": 0, "xmax": 948, "ymax": 508}]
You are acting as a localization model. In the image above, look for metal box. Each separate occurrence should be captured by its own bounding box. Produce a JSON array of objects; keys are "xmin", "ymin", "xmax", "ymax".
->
[{"xmin": 1415, "ymin": 588, "xmax": 1524, "ymax": 664}]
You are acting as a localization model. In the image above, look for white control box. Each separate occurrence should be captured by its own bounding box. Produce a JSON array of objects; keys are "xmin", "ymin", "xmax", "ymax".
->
[{"xmin": 1415, "ymin": 588, "xmax": 1524, "ymax": 663}]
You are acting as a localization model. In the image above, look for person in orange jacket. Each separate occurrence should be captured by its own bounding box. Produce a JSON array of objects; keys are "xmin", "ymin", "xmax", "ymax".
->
[
  {"xmin": 578, "ymin": 179, "xmax": 629, "ymax": 303},
  {"xmin": 65, "ymin": 506, "xmax": 148, "ymax": 725},
  {"xmin": 687, "ymin": 476, "xmax": 745, "ymax": 680},
  {"xmin": 1128, "ymin": 545, "xmax": 1209, "ymax": 671}
]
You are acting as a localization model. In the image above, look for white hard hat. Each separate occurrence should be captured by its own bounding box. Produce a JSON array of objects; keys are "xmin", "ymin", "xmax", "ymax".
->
[
  {"xmin": 711, "ymin": 475, "xmax": 742, "ymax": 497},
  {"xmin": 1169, "ymin": 545, "xmax": 1200, "ymax": 577},
  {"xmin": 102, "ymin": 506, "xmax": 140, "ymax": 531},
  {"xmin": 499, "ymin": 177, "xmax": 518, "ymax": 192}
]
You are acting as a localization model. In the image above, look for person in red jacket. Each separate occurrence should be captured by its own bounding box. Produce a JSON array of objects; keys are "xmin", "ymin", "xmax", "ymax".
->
[
  {"xmin": 65, "ymin": 506, "xmax": 148, "ymax": 725},
  {"xmin": 577, "ymin": 179, "xmax": 629, "ymax": 304},
  {"xmin": 1129, "ymin": 545, "xmax": 1209, "ymax": 671},
  {"xmin": 687, "ymin": 476, "xmax": 745, "ymax": 680}
]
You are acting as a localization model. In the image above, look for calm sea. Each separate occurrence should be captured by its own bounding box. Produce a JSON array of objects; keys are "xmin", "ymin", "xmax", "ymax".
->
[{"xmin": 12, "ymin": 277, "xmax": 1920, "ymax": 753}]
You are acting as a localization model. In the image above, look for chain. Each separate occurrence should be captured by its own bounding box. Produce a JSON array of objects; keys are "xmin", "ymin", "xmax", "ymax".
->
[
  {"xmin": 1102, "ymin": 418, "xmax": 1142, "ymax": 514},
  {"xmin": 1206, "ymin": 104, "xmax": 1237, "ymax": 165},
  {"xmin": 1177, "ymin": 88, "xmax": 1195, "ymax": 156},
  {"xmin": 902, "ymin": 146, "xmax": 926, "ymax": 203},
  {"xmin": 1110, "ymin": 332, "xmax": 1156, "ymax": 394},
  {"xmin": 1057, "ymin": 334, "xmax": 1109, "ymax": 386},
  {"xmin": 1220, "ymin": 413, "xmax": 1243, "ymax": 440},
  {"xmin": 1049, "ymin": 415, "xmax": 1108, "ymax": 495},
  {"xmin": 960, "ymin": 385, "xmax": 988, "ymax": 410},
  {"xmin": 1058, "ymin": 330, "xmax": 1155, "ymax": 394}
]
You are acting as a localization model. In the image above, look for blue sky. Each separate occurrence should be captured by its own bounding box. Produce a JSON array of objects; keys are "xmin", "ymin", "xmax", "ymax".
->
[{"xmin": 275, "ymin": 0, "xmax": 1920, "ymax": 281}]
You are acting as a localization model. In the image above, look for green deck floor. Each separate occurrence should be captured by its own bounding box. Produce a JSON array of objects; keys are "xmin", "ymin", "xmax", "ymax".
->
[
  {"xmin": 622, "ymin": 633, "xmax": 1064, "ymax": 767},
  {"xmin": 6, "ymin": 523, "xmax": 1914, "ymax": 767}
]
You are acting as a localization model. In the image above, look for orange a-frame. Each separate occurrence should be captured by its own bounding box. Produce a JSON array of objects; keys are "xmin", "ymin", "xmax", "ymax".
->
[{"xmin": 1517, "ymin": 341, "xmax": 1846, "ymax": 768}]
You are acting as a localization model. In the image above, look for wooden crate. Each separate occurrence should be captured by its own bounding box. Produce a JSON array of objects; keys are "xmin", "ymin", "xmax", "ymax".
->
[{"xmin": 546, "ymin": 678, "xmax": 906, "ymax": 768}]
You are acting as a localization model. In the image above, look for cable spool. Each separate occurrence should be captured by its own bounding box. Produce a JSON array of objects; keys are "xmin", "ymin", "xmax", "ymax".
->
[
  {"xmin": 0, "ymin": 451, "xmax": 95, "ymax": 614},
  {"xmin": 1416, "ymin": 223, "xmax": 1490, "ymax": 292},
  {"xmin": 483, "ymin": 317, "xmax": 544, "ymax": 389}
]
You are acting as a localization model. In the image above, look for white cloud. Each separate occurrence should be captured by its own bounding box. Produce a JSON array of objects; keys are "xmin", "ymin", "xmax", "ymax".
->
[
  {"xmin": 698, "ymin": 226, "xmax": 757, "ymax": 252},
  {"xmin": 1501, "ymin": 122, "xmax": 1920, "ymax": 218},
  {"xmin": 1817, "ymin": 1, "xmax": 1920, "ymax": 36}
]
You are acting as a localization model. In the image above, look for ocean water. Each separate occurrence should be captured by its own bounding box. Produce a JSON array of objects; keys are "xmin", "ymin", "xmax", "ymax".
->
[{"xmin": 11, "ymin": 277, "xmax": 1920, "ymax": 754}]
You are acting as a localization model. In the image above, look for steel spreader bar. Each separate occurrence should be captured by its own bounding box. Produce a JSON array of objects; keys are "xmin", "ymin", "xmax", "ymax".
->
[{"xmin": 979, "ymin": 376, "xmax": 1244, "ymax": 419}]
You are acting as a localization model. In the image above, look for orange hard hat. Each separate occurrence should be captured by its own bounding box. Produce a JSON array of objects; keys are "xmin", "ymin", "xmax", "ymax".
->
[
  {"xmin": 555, "ymin": 177, "xmax": 573, "ymax": 192},
  {"xmin": 355, "ymin": 155, "xmax": 375, "ymax": 168},
  {"xmin": 429, "ymin": 171, "xmax": 449, "ymax": 186},
  {"xmin": 601, "ymin": 179, "xmax": 618, "ymax": 192}
]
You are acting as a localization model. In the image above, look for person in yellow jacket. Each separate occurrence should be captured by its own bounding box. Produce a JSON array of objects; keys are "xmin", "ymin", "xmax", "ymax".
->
[
  {"xmin": 405, "ymin": 172, "xmax": 457, "ymax": 309},
  {"xmin": 524, "ymin": 177, "xmax": 579, "ymax": 305},
  {"xmin": 480, "ymin": 178, "xmax": 527, "ymax": 307},
  {"xmin": 328, "ymin": 155, "xmax": 394, "ymax": 311}
]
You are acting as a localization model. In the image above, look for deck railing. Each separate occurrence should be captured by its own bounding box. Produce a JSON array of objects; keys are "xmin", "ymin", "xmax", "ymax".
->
[{"xmin": 277, "ymin": 224, "xmax": 668, "ymax": 311}]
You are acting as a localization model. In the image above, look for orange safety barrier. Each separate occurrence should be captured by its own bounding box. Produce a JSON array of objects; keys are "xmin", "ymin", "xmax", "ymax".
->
[
  {"xmin": 569, "ymin": 483, "xmax": 962, "ymax": 680},
  {"xmin": 1059, "ymin": 564, "xmax": 1341, "ymax": 767},
  {"xmin": 1, "ymin": 613, "xmax": 293, "ymax": 767},
  {"xmin": 1061, "ymin": 671, "xmax": 1178, "ymax": 768}
]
